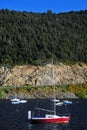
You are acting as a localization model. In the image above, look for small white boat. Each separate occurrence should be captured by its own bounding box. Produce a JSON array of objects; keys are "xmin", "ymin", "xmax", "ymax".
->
[
  {"xmin": 52, "ymin": 99, "xmax": 60, "ymax": 102},
  {"xmin": 11, "ymin": 97, "xmax": 27, "ymax": 104},
  {"xmin": 56, "ymin": 102, "xmax": 63, "ymax": 106},
  {"xmin": 19, "ymin": 98, "xmax": 27, "ymax": 103},
  {"xmin": 11, "ymin": 97, "xmax": 20, "ymax": 102},
  {"xmin": 63, "ymin": 100, "xmax": 72, "ymax": 105},
  {"xmin": 11, "ymin": 101, "xmax": 20, "ymax": 104},
  {"xmin": 11, "ymin": 85, "xmax": 27, "ymax": 104}
]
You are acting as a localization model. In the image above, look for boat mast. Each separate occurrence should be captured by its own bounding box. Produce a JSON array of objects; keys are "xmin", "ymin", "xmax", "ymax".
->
[
  {"xmin": 14, "ymin": 84, "xmax": 17, "ymax": 98},
  {"xmin": 52, "ymin": 59, "xmax": 56, "ymax": 115}
]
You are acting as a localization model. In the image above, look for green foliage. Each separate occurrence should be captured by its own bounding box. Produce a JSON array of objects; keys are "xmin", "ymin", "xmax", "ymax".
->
[
  {"xmin": 0, "ymin": 88, "xmax": 4, "ymax": 98},
  {"xmin": 0, "ymin": 9, "xmax": 87, "ymax": 65},
  {"xmin": 76, "ymin": 92, "xmax": 86, "ymax": 99},
  {"xmin": 59, "ymin": 85, "xmax": 68, "ymax": 93},
  {"xmin": 68, "ymin": 84, "xmax": 87, "ymax": 98},
  {"xmin": 1, "ymin": 84, "xmax": 87, "ymax": 99}
]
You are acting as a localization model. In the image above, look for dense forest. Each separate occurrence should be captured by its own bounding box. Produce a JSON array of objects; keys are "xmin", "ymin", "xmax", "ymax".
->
[{"xmin": 0, "ymin": 9, "xmax": 87, "ymax": 65}]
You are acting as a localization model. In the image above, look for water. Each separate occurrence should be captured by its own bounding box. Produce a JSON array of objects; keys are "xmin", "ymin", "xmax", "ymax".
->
[{"xmin": 0, "ymin": 99, "xmax": 87, "ymax": 130}]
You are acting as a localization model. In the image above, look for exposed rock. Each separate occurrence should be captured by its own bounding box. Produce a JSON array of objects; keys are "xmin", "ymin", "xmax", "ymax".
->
[
  {"xmin": 57, "ymin": 91, "xmax": 78, "ymax": 99},
  {"xmin": 4, "ymin": 89, "xmax": 78, "ymax": 99},
  {"xmin": 0, "ymin": 63, "xmax": 87, "ymax": 87}
]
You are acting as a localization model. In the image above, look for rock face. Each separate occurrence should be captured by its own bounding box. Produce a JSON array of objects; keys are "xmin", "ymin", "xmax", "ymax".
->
[
  {"xmin": 0, "ymin": 63, "xmax": 87, "ymax": 87},
  {"xmin": 56, "ymin": 91, "xmax": 78, "ymax": 99}
]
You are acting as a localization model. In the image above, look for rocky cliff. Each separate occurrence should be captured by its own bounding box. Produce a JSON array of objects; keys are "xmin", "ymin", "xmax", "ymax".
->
[{"xmin": 0, "ymin": 63, "xmax": 87, "ymax": 87}]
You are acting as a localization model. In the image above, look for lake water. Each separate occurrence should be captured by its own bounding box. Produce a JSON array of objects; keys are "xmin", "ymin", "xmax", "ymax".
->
[{"xmin": 0, "ymin": 99, "xmax": 87, "ymax": 130}]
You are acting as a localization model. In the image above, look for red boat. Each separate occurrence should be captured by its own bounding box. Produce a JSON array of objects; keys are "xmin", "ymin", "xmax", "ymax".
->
[
  {"xmin": 28, "ymin": 60, "xmax": 70, "ymax": 124},
  {"xmin": 28, "ymin": 111, "xmax": 70, "ymax": 124}
]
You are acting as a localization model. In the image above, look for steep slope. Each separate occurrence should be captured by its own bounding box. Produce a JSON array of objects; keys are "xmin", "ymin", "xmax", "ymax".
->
[
  {"xmin": 0, "ymin": 63, "xmax": 87, "ymax": 87},
  {"xmin": 0, "ymin": 9, "xmax": 87, "ymax": 65}
]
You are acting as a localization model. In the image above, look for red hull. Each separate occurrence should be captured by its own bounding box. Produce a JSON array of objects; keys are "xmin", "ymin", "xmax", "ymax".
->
[{"xmin": 30, "ymin": 116, "xmax": 70, "ymax": 124}]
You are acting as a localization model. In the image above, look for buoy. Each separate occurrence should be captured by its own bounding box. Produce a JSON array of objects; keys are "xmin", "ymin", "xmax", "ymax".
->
[{"xmin": 28, "ymin": 111, "xmax": 31, "ymax": 120}]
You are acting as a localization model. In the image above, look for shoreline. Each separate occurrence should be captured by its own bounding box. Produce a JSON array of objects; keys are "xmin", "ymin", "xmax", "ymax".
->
[{"xmin": 2, "ymin": 91, "xmax": 78, "ymax": 100}]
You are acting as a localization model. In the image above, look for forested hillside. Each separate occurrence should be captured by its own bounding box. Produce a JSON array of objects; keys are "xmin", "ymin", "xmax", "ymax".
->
[{"xmin": 0, "ymin": 9, "xmax": 87, "ymax": 65}]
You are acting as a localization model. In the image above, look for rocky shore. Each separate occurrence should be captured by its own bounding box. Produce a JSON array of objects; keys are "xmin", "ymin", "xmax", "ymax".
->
[
  {"xmin": 3, "ymin": 90, "xmax": 78, "ymax": 99},
  {"xmin": 0, "ymin": 62, "xmax": 87, "ymax": 99}
]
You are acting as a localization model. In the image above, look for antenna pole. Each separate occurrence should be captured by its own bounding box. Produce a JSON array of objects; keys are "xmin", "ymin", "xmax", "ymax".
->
[{"xmin": 52, "ymin": 59, "xmax": 56, "ymax": 115}]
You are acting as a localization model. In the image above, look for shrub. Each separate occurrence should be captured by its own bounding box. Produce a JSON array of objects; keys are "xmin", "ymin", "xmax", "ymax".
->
[
  {"xmin": 0, "ymin": 88, "xmax": 4, "ymax": 98},
  {"xmin": 76, "ymin": 92, "xmax": 86, "ymax": 98}
]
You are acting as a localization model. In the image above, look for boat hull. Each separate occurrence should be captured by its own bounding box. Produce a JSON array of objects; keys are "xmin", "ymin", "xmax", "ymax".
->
[
  {"xmin": 11, "ymin": 98, "xmax": 27, "ymax": 104},
  {"xmin": 11, "ymin": 101, "xmax": 20, "ymax": 104},
  {"xmin": 29, "ymin": 116, "xmax": 70, "ymax": 124},
  {"xmin": 63, "ymin": 101, "xmax": 72, "ymax": 105}
]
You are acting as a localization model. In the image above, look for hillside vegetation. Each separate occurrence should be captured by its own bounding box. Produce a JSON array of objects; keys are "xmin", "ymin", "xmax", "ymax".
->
[
  {"xmin": 0, "ymin": 9, "xmax": 87, "ymax": 65},
  {"xmin": 0, "ymin": 83, "xmax": 87, "ymax": 99}
]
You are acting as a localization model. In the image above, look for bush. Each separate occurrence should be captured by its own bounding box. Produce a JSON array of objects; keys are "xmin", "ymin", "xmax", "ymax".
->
[
  {"xmin": 0, "ymin": 88, "xmax": 4, "ymax": 98},
  {"xmin": 76, "ymin": 92, "xmax": 86, "ymax": 98}
]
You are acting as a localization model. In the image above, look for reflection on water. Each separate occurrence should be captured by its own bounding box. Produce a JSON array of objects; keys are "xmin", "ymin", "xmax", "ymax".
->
[
  {"xmin": 45, "ymin": 124, "xmax": 62, "ymax": 130},
  {"xmin": 27, "ymin": 123, "xmax": 32, "ymax": 130},
  {"xmin": 27, "ymin": 123, "xmax": 70, "ymax": 130}
]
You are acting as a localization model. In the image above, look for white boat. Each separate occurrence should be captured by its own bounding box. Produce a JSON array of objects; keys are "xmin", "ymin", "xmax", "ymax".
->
[
  {"xmin": 28, "ymin": 60, "xmax": 70, "ymax": 124},
  {"xmin": 11, "ymin": 97, "xmax": 27, "ymax": 104},
  {"xmin": 52, "ymin": 99, "xmax": 60, "ymax": 102},
  {"xmin": 56, "ymin": 102, "xmax": 63, "ymax": 106},
  {"xmin": 11, "ymin": 96, "xmax": 20, "ymax": 104},
  {"xmin": 11, "ymin": 101, "xmax": 20, "ymax": 104},
  {"xmin": 11, "ymin": 97, "xmax": 20, "ymax": 102},
  {"xmin": 11, "ymin": 85, "xmax": 27, "ymax": 104},
  {"xmin": 19, "ymin": 98, "xmax": 27, "ymax": 103},
  {"xmin": 63, "ymin": 100, "xmax": 72, "ymax": 105}
]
